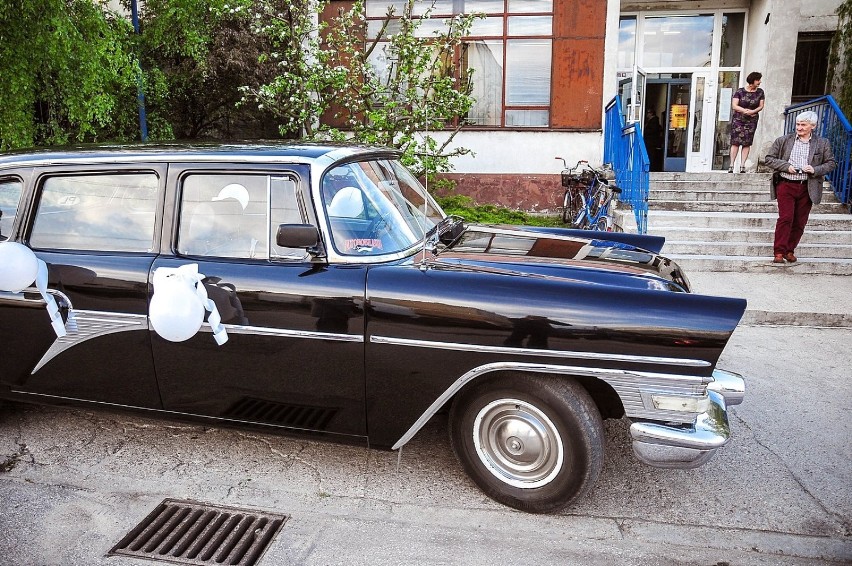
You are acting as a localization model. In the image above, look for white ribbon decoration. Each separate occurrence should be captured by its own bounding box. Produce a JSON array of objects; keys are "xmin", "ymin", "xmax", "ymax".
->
[
  {"xmin": 151, "ymin": 264, "xmax": 228, "ymax": 345},
  {"xmin": 35, "ymin": 259, "xmax": 67, "ymax": 337}
]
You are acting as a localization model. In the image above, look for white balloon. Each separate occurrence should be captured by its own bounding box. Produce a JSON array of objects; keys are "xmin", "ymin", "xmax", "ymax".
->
[
  {"xmin": 0, "ymin": 241, "xmax": 39, "ymax": 293},
  {"xmin": 149, "ymin": 276, "xmax": 205, "ymax": 342}
]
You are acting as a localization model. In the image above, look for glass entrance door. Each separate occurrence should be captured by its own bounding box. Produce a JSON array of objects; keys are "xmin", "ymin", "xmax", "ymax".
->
[
  {"xmin": 664, "ymin": 81, "xmax": 690, "ymax": 172},
  {"xmin": 618, "ymin": 65, "xmax": 647, "ymax": 124},
  {"xmin": 686, "ymin": 71, "xmax": 716, "ymax": 171}
]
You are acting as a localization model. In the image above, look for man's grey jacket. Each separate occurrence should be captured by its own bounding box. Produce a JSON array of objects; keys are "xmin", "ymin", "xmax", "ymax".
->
[{"xmin": 764, "ymin": 133, "xmax": 836, "ymax": 204}]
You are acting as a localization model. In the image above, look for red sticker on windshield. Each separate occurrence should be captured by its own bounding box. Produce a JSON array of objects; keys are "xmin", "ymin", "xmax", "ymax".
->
[{"xmin": 344, "ymin": 238, "xmax": 383, "ymax": 251}]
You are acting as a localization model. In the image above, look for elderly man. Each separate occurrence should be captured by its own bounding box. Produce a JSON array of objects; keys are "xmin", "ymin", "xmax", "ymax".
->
[{"xmin": 764, "ymin": 110, "xmax": 836, "ymax": 263}]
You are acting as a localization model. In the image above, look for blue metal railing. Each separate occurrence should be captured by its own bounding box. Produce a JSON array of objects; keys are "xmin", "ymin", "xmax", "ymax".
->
[
  {"xmin": 604, "ymin": 96, "xmax": 649, "ymax": 233},
  {"xmin": 784, "ymin": 95, "xmax": 852, "ymax": 209}
]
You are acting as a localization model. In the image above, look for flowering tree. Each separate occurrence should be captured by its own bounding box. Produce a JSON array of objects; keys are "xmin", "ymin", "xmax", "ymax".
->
[
  {"xmin": 243, "ymin": 0, "xmax": 479, "ymax": 177},
  {"xmin": 0, "ymin": 0, "xmax": 138, "ymax": 150}
]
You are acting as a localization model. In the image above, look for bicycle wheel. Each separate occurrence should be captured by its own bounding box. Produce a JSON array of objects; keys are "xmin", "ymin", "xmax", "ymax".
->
[
  {"xmin": 562, "ymin": 189, "xmax": 581, "ymax": 224},
  {"xmin": 573, "ymin": 207, "xmax": 589, "ymax": 229},
  {"xmin": 587, "ymin": 184, "xmax": 605, "ymax": 219}
]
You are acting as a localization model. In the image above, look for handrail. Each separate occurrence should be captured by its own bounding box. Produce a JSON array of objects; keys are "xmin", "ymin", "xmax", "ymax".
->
[
  {"xmin": 604, "ymin": 96, "xmax": 649, "ymax": 233},
  {"xmin": 783, "ymin": 95, "xmax": 852, "ymax": 209}
]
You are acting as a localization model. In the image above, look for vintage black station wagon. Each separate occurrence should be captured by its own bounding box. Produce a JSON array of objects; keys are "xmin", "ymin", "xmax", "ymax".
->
[{"xmin": 0, "ymin": 144, "xmax": 746, "ymax": 513}]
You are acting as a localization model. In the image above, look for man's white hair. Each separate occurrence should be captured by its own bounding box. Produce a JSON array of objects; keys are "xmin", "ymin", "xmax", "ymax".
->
[{"xmin": 796, "ymin": 110, "xmax": 819, "ymax": 125}]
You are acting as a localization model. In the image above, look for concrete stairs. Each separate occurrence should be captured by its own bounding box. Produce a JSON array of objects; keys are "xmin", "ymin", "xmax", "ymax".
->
[{"xmin": 616, "ymin": 171, "xmax": 852, "ymax": 275}]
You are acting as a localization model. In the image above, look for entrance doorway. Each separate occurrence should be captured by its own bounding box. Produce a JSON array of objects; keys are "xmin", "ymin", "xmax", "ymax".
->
[{"xmin": 646, "ymin": 78, "xmax": 690, "ymax": 172}]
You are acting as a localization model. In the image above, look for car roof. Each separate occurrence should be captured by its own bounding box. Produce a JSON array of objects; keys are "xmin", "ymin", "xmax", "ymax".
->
[{"xmin": 0, "ymin": 142, "xmax": 400, "ymax": 169}]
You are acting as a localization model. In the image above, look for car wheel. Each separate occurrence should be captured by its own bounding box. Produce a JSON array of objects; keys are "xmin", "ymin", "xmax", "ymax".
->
[{"xmin": 449, "ymin": 374, "xmax": 604, "ymax": 513}]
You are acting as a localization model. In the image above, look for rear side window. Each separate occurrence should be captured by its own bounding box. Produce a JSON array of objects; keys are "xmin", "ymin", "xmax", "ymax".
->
[
  {"xmin": 30, "ymin": 173, "xmax": 158, "ymax": 252},
  {"xmin": 0, "ymin": 178, "xmax": 23, "ymax": 241}
]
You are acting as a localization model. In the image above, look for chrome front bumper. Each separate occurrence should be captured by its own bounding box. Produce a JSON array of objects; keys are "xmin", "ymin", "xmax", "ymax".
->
[{"xmin": 630, "ymin": 369, "xmax": 745, "ymax": 469}]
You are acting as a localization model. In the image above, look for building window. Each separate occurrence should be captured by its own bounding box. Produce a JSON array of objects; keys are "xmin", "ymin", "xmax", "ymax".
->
[
  {"xmin": 618, "ymin": 16, "xmax": 636, "ymax": 69},
  {"xmin": 720, "ymin": 12, "xmax": 744, "ymax": 67},
  {"xmin": 365, "ymin": 0, "xmax": 553, "ymax": 127},
  {"xmin": 792, "ymin": 33, "xmax": 833, "ymax": 103},
  {"xmin": 641, "ymin": 15, "xmax": 714, "ymax": 68}
]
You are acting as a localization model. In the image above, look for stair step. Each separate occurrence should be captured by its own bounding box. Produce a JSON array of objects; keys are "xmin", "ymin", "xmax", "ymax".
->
[
  {"xmin": 647, "ymin": 211, "xmax": 852, "ymax": 229},
  {"xmin": 664, "ymin": 242, "xmax": 852, "ymax": 258},
  {"xmin": 651, "ymin": 227, "xmax": 852, "ymax": 244},
  {"xmin": 651, "ymin": 180, "xmax": 773, "ymax": 192},
  {"xmin": 648, "ymin": 188, "xmax": 837, "ymax": 203},
  {"xmin": 650, "ymin": 172, "xmax": 772, "ymax": 182},
  {"xmin": 648, "ymin": 200, "xmax": 844, "ymax": 213},
  {"xmin": 669, "ymin": 255, "xmax": 852, "ymax": 274}
]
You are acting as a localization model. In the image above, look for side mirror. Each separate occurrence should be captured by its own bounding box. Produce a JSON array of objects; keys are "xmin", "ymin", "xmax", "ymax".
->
[{"xmin": 276, "ymin": 224, "xmax": 319, "ymax": 249}]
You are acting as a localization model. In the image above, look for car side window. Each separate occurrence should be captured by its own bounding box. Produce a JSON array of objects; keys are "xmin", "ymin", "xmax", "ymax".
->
[
  {"xmin": 179, "ymin": 174, "xmax": 266, "ymax": 259},
  {"xmin": 30, "ymin": 173, "xmax": 158, "ymax": 252},
  {"xmin": 178, "ymin": 173, "xmax": 306, "ymax": 261},
  {"xmin": 0, "ymin": 178, "xmax": 23, "ymax": 241}
]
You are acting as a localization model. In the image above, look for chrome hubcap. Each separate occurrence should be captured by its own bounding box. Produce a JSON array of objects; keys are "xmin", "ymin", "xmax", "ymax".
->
[{"xmin": 472, "ymin": 398, "xmax": 564, "ymax": 489}]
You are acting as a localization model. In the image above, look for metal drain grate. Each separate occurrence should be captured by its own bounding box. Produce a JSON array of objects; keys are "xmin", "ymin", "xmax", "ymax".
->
[{"xmin": 109, "ymin": 499, "xmax": 288, "ymax": 566}]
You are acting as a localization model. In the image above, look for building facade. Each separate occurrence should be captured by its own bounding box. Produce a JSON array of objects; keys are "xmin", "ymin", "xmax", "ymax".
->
[{"xmin": 366, "ymin": 0, "xmax": 843, "ymax": 209}]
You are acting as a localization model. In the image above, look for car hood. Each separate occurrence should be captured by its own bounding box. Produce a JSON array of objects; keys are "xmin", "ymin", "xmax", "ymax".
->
[{"xmin": 431, "ymin": 224, "xmax": 691, "ymax": 292}]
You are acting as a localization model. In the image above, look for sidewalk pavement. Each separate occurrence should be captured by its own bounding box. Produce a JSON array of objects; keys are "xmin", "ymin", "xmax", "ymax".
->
[{"xmin": 688, "ymin": 271, "xmax": 852, "ymax": 327}]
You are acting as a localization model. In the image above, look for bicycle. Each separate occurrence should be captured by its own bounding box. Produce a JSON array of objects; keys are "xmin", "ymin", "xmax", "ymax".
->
[{"xmin": 555, "ymin": 158, "xmax": 621, "ymax": 230}]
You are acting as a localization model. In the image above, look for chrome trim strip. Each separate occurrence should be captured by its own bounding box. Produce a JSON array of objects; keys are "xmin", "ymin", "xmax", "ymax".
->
[
  {"xmin": 0, "ymin": 154, "xmax": 322, "ymax": 169},
  {"xmin": 32, "ymin": 311, "xmax": 148, "ymax": 373},
  {"xmin": 1, "ymin": 288, "xmax": 73, "ymax": 309},
  {"xmin": 199, "ymin": 323, "xmax": 363, "ymax": 343},
  {"xmin": 470, "ymin": 224, "xmax": 590, "ymax": 243},
  {"xmin": 391, "ymin": 361, "xmax": 707, "ymax": 450},
  {"xmin": 371, "ymin": 335, "xmax": 711, "ymax": 368}
]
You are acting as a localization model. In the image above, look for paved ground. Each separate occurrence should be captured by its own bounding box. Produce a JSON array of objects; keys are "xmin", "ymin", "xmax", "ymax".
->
[{"xmin": 1, "ymin": 274, "xmax": 851, "ymax": 565}]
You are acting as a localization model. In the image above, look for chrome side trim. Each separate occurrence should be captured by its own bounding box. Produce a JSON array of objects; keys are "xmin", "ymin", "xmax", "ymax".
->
[
  {"xmin": 371, "ymin": 335, "xmax": 711, "ymax": 368},
  {"xmin": 200, "ymin": 323, "xmax": 363, "ymax": 343},
  {"xmin": 391, "ymin": 361, "xmax": 708, "ymax": 450},
  {"xmin": 32, "ymin": 311, "xmax": 148, "ymax": 373}
]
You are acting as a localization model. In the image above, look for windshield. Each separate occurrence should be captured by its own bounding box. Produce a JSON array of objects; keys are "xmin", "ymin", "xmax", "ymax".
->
[{"xmin": 321, "ymin": 158, "xmax": 444, "ymax": 256}]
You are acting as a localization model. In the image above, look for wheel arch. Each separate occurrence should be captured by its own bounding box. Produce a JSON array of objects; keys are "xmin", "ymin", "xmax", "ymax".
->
[{"xmin": 391, "ymin": 362, "xmax": 625, "ymax": 450}]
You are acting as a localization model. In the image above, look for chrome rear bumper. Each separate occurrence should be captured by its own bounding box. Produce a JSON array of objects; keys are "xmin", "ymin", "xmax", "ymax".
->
[{"xmin": 630, "ymin": 369, "xmax": 745, "ymax": 469}]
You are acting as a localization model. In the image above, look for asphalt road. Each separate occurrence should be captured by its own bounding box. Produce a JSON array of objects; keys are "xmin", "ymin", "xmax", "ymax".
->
[{"xmin": 1, "ymin": 325, "xmax": 850, "ymax": 565}]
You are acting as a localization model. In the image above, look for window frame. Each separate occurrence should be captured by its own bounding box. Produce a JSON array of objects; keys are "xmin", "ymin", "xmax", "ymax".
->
[
  {"xmin": 174, "ymin": 168, "xmax": 311, "ymax": 263},
  {"xmin": 0, "ymin": 176, "xmax": 24, "ymax": 242},
  {"xmin": 364, "ymin": 0, "xmax": 554, "ymax": 128}
]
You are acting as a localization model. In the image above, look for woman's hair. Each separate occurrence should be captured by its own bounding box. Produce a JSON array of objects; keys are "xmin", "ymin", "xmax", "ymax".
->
[{"xmin": 746, "ymin": 72, "xmax": 763, "ymax": 85}]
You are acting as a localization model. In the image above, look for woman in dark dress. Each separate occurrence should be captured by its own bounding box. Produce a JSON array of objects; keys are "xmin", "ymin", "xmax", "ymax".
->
[{"xmin": 729, "ymin": 71, "xmax": 765, "ymax": 173}]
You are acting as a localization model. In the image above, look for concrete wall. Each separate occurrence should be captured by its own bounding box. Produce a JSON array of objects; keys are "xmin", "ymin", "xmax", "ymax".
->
[
  {"xmin": 751, "ymin": 0, "xmax": 841, "ymax": 160},
  {"xmin": 430, "ymin": 130, "xmax": 604, "ymax": 173},
  {"xmin": 800, "ymin": 0, "xmax": 843, "ymax": 32}
]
